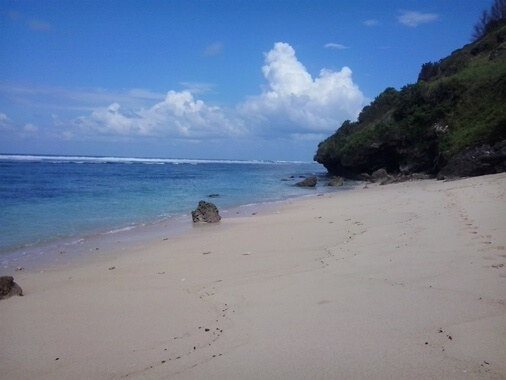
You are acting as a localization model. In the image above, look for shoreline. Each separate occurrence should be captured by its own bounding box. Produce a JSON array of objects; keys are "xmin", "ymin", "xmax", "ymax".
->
[
  {"xmin": 1, "ymin": 173, "xmax": 505, "ymax": 379},
  {"xmin": 0, "ymin": 184, "xmax": 354, "ymax": 273},
  {"xmin": 0, "ymin": 157, "xmax": 327, "ymax": 260}
]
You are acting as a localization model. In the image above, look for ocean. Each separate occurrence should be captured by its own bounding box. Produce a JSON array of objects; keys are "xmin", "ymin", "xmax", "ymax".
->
[{"xmin": 0, "ymin": 154, "xmax": 347, "ymax": 266}]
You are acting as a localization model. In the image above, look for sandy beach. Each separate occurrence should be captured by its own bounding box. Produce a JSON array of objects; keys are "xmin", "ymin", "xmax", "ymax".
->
[{"xmin": 1, "ymin": 173, "xmax": 505, "ymax": 379}]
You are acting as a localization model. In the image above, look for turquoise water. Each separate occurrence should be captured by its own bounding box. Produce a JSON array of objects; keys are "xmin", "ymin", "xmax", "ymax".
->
[{"xmin": 0, "ymin": 155, "xmax": 337, "ymax": 261}]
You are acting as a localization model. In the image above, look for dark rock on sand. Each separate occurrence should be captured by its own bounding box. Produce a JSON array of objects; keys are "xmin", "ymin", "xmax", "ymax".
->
[
  {"xmin": 437, "ymin": 141, "xmax": 506, "ymax": 180},
  {"xmin": 0, "ymin": 276, "xmax": 23, "ymax": 300},
  {"xmin": 380, "ymin": 172, "xmax": 432, "ymax": 185},
  {"xmin": 295, "ymin": 176, "xmax": 317, "ymax": 188},
  {"xmin": 370, "ymin": 168, "xmax": 432, "ymax": 185},
  {"xmin": 192, "ymin": 201, "xmax": 221, "ymax": 223},
  {"xmin": 360, "ymin": 173, "xmax": 373, "ymax": 182},
  {"xmin": 325, "ymin": 177, "xmax": 344, "ymax": 187},
  {"xmin": 371, "ymin": 168, "xmax": 389, "ymax": 181}
]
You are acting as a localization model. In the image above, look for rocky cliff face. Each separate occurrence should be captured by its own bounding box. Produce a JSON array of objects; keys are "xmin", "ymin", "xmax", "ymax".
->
[
  {"xmin": 315, "ymin": 25, "xmax": 506, "ymax": 180},
  {"xmin": 437, "ymin": 140, "xmax": 506, "ymax": 179}
]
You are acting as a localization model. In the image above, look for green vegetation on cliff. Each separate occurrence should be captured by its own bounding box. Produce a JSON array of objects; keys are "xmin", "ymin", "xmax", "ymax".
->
[{"xmin": 315, "ymin": 16, "xmax": 506, "ymax": 178}]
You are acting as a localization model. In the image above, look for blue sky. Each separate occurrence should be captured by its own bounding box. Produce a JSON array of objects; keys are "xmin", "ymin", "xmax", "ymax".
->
[{"xmin": 0, "ymin": 0, "xmax": 491, "ymax": 161}]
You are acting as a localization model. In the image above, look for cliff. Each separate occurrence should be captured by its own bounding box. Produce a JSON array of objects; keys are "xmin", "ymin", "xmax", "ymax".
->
[{"xmin": 314, "ymin": 25, "xmax": 506, "ymax": 180}]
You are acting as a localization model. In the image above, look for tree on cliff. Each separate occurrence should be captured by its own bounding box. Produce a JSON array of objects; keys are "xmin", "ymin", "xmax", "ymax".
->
[
  {"xmin": 472, "ymin": 0, "xmax": 506, "ymax": 40},
  {"xmin": 314, "ymin": 10, "xmax": 506, "ymax": 179}
]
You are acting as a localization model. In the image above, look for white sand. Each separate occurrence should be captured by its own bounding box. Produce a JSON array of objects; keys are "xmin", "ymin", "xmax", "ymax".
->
[{"xmin": 1, "ymin": 173, "xmax": 505, "ymax": 379}]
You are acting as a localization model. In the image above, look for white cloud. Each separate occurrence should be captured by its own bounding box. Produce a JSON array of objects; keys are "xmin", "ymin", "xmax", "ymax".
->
[
  {"xmin": 179, "ymin": 82, "xmax": 214, "ymax": 94},
  {"xmin": 203, "ymin": 43, "xmax": 223, "ymax": 57},
  {"xmin": 238, "ymin": 42, "xmax": 366, "ymax": 136},
  {"xmin": 74, "ymin": 91, "xmax": 246, "ymax": 140},
  {"xmin": 19, "ymin": 123, "xmax": 39, "ymax": 138},
  {"xmin": 363, "ymin": 19, "xmax": 379, "ymax": 27},
  {"xmin": 23, "ymin": 123, "xmax": 39, "ymax": 132},
  {"xmin": 0, "ymin": 84, "xmax": 165, "ymax": 111},
  {"xmin": 0, "ymin": 113, "xmax": 14, "ymax": 131},
  {"xmin": 398, "ymin": 10, "xmax": 439, "ymax": 27},
  {"xmin": 20, "ymin": 42, "xmax": 365, "ymax": 144},
  {"xmin": 0, "ymin": 113, "xmax": 39, "ymax": 136},
  {"xmin": 324, "ymin": 43, "xmax": 349, "ymax": 50},
  {"xmin": 126, "ymin": 88, "xmax": 166, "ymax": 100}
]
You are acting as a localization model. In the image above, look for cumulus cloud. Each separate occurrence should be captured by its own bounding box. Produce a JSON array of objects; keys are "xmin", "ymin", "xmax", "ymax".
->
[
  {"xmin": 324, "ymin": 43, "xmax": 349, "ymax": 50},
  {"xmin": 398, "ymin": 10, "xmax": 438, "ymax": 27},
  {"xmin": 74, "ymin": 91, "xmax": 246, "ymax": 140},
  {"xmin": 203, "ymin": 43, "xmax": 223, "ymax": 57},
  {"xmin": 48, "ymin": 42, "xmax": 365, "ymax": 143},
  {"xmin": 0, "ymin": 113, "xmax": 39, "ymax": 139},
  {"xmin": 238, "ymin": 42, "xmax": 365, "ymax": 136}
]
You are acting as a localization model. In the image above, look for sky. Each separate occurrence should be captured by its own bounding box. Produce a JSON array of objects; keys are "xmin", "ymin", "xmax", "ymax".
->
[{"xmin": 0, "ymin": 0, "xmax": 493, "ymax": 161}]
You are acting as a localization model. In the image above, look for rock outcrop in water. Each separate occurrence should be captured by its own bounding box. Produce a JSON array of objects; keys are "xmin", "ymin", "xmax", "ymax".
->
[
  {"xmin": 295, "ymin": 176, "xmax": 317, "ymax": 188},
  {"xmin": 0, "ymin": 276, "xmax": 23, "ymax": 300},
  {"xmin": 191, "ymin": 201, "xmax": 221, "ymax": 223},
  {"xmin": 325, "ymin": 177, "xmax": 344, "ymax": 187}
]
